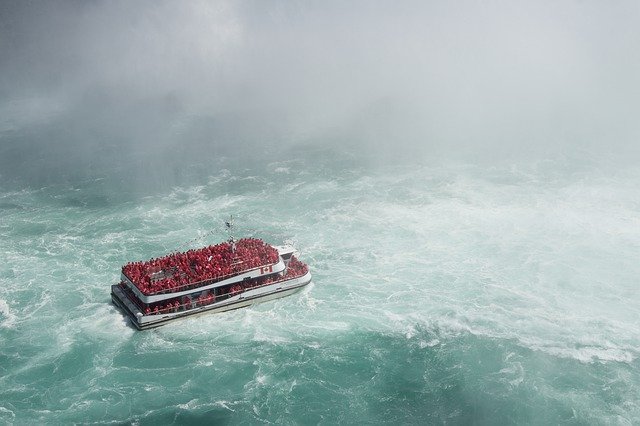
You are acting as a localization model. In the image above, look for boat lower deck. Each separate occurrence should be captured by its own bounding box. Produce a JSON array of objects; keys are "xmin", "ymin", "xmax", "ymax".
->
[{"xmin": 111, "ymin": 272, "xmax": 312, "ymax": 330}]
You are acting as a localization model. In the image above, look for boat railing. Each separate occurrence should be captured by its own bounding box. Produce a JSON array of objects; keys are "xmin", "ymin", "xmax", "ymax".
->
[
  {"xmin": 123, "ymin": 260, "xmax": 279, "ymax": 296},
  {"xmin": 121, "ymin": 267, "xmax": 309, "ymax": 316}
]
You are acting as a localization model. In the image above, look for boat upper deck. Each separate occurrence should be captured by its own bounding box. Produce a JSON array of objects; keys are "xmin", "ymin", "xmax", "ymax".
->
[{"xmin": 122, "ymin": 238, "xmax": 279, "ymax": 296}]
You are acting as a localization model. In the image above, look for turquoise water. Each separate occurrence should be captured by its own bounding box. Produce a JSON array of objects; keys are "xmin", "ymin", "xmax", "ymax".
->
[{"xmin": 1, "ymin": 156, "xmax": 639, "ymax": 424}]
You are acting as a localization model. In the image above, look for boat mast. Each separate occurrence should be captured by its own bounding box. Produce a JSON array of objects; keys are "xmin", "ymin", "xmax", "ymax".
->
[{"xmin": 225, "ymin": 215, "xmax": 236, "ymax": 252}]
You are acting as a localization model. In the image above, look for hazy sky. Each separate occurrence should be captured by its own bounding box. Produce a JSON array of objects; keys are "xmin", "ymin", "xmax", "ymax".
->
[{"xmin": 1, "ymin": 0, "xmax": 639, "ymax": 185}]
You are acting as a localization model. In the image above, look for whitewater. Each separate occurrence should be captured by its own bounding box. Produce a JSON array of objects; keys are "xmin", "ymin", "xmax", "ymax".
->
[{"xmin": 0, "ymin": 155, "xmax": 637, "ymax": 424}]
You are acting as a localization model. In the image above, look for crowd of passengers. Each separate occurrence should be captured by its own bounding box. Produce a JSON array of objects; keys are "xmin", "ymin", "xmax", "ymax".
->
[
  {"xmin": 141, "ymin": 256, "xmax": 310, "ymax": 315},
  {"xmin": 123, "ymin": 238, "xmax": 280, "ymax": 295}
]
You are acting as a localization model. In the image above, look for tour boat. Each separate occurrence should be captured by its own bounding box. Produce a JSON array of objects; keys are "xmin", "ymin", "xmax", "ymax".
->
[{"xmin": 111, "ymin": 237, "xmax": 311, "ymax": 330}]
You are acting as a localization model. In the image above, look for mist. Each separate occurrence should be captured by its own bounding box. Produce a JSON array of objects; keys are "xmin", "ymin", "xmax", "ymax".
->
[{"xmin": 1, "ymin": 0, "xmax": 639, "ymax": 189}]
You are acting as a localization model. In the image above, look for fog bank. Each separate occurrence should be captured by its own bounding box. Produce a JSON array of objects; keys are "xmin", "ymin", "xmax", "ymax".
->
[{"xmin": 1, "ymin": 0, "xmax": 639, "ymax": 188}]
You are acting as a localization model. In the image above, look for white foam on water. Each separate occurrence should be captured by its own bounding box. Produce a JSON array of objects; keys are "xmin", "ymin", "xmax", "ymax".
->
[
  {"xmin": 0, "ymin": 299, "xmax": 16, "ymax": 329},
  {"xmin": 213, "ymin": 400, "xmax": 236, "ymax": 412},
  {"xmin": 0, "ymin": 406, "xmax": 15, "ymax": 421},
  {"xmin": 289, "ymin": 163, "xmax": 640, "ymax": 367},
  {"xmin": 177, "ymin": 399, "xmax": 200, "ymax": 410}
]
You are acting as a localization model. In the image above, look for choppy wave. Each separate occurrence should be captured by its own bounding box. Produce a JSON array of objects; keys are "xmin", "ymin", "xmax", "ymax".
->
[{"xmin": 0, "ymin": 160, "xmax": 639, "ymax": 423}]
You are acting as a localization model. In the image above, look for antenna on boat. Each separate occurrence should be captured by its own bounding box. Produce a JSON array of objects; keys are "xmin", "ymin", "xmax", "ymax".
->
[{"xmin": 225, "ymin": 215, "xmax": 236, "ymax": 252}]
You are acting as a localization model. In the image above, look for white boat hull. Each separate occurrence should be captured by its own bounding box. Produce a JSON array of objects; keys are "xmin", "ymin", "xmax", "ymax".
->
[{"xmin": 111, "ymin": 271, "xmax": 312, "ymax": 330}]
